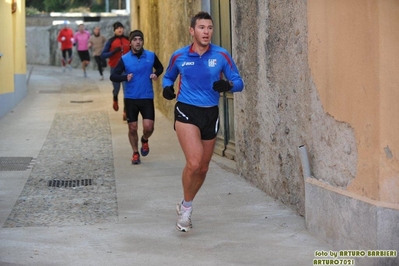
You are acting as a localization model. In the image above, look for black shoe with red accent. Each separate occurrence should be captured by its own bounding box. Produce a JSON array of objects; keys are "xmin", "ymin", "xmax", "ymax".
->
[
  {"xmin": 132, "ymin": 152, "xmax": 140, "ymax": 165},
  {"xmin": 140, "ymin": 136, "xmax": 149, "ymax": 156}
]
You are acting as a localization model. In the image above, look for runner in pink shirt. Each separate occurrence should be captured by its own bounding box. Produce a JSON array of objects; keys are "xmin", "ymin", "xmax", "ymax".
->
[{"xmin": 74, "ymin": 24, "xmax": 91, "ymax": 77}]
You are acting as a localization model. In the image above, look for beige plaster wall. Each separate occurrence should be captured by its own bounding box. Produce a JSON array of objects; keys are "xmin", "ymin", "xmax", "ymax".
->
[
  {"xmin": 378, "ymin": 1, "xmax": 399, "ymax": 203},
  {"xmin": 308, "ymin": 0, "xmax": 399, "ymax": 204}
]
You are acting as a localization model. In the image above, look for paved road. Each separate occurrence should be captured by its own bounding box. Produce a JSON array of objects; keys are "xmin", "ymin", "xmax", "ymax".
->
[{"xmin": 0, "ymin": 65, "xmax": 331, "ymax": 266}]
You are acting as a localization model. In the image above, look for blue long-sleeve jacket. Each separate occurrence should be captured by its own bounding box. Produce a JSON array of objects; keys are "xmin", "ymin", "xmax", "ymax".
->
[
  {"xmin": 110, "ymin": 49, "xmax": 163, "ymax": 100},
  {"xmin": 162, "ymin": 43, "xmax": 244, "ymax": 107}
]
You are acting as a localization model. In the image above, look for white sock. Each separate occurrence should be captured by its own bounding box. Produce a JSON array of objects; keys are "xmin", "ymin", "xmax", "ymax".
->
[{"xmin": 182, "ymin": 200, "xmax": 192, "ymax": 208}]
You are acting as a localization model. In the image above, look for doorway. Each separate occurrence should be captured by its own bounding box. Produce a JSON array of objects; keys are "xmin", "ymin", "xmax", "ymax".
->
[{"xmin": 211, "ymin": 0, "xmax": 236, "ymax": 160}]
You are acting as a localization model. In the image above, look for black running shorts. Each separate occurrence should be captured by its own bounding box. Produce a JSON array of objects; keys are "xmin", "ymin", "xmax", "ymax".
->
[
  {"xmin": 174, "ymin": 102, "xmax": 219, "ymax": 140},
  {"xmin": 78, "ymin": 50, "xmax": 90, "ymax": 62},
  {"xmin": 124, "ymin": 98, "xmax": 155, "ymax": 123}
]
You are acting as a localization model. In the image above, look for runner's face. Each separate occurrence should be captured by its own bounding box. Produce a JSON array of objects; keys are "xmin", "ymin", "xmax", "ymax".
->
[
  {"xmin": 130, "ymin": 37, "xmax": 143, "ymax": 53},
  {"xmin": 93, "ymin": 27, "xmax": 100, "ymax": 35},
  {"xmin": 114, "ymin": 26, "xmax": 124, "ymax": 36},
  {"xmin": 190, "ymin": 19, "xmax": 213, "ymax": 47}
]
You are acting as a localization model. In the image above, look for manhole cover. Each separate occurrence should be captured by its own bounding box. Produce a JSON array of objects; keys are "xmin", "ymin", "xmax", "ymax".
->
[
  {"xmin": 0, "ymin": 157, "xmax": 34, "ymax": 171},
  {"xmin": 48, "ymin": 179, "xmax": 93, "ymax": 188}
]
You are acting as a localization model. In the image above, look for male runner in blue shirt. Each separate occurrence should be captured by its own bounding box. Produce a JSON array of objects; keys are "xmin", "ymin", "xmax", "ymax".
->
[
  {"xmin": 111, "ymin": 30, "xmax": 164, "ymax": 165},
  {"xmin": 162, "ymin": 11, "xmax": 244, "ymax": 232}
]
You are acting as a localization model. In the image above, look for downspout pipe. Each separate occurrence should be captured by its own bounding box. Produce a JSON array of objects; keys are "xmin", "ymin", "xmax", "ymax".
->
[{"xmin": 298, "ymin": 145, "xmax": 311, "ymax": 180}]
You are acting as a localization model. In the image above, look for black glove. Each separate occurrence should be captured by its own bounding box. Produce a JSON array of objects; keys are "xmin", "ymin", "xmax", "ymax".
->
[
  {"xmin": 213, "ymin": 80, "xmax": 233, "ymax": 92},
  {"xmin": 163, "ymin": 86, "xmax": 176, "ymax": 100},
  {"xmin": 112, "ymin": 47, "xmax": 122, "ymax": 54}
]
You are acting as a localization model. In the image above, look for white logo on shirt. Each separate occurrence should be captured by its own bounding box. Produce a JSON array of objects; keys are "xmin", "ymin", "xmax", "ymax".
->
[
  {"xmin": 208, "ymin": 59, "xmax": 217, "ymax": 67},
  {"xmin": 182, "ymin": 62, "xmax": 195, "ymax": 66}
]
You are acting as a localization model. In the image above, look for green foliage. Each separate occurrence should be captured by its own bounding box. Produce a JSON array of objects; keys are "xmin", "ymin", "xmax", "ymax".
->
[
  {"xmin": 68, "ymin": 7, "xmax": 91, "ymax": 13},
  {"xmin": 26, "ymin": 6, "xmax": 42, "ymax": 15},
  {"xmin": 43, "ymin": 0, "xmax": 70, "ymax": 12},
  {"xmin": 26, "ymin": 0, "xmax": 45, "ymax": 11},
  {"xmin": 90, "ymin": 4, "xmax": 103, "ymax": 13}
]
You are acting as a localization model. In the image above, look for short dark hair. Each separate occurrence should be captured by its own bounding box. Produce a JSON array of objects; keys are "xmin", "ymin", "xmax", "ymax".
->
[
  {"xmin": 190, "ymin": 11, "xmax": 213, "ymax": 28},
  {"xmin": 113, "ymin": 21, "xmax": 124, "ymax": 31}
]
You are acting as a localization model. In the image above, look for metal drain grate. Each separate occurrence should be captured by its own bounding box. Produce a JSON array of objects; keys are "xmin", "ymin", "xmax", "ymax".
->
[
  {"xmin": 38, "ymin": 90, "xmax": 61, "ymax": 94},
  {"xmin": 70, "ymin": 100, "xmax": 93, "ymax": 103},
  {"xmin": 48, "ymin": 179, "xmax": 93, "ymax": 188},
  {"xmin": 0, "ymin": 157, "xmax": 34, "ymax": 171}
]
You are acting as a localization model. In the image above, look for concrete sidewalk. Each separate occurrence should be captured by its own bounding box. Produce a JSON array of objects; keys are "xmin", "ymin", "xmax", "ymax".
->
[{"xmin": 0, "ymin": 65, "xmax": 331, "ymax": 266}]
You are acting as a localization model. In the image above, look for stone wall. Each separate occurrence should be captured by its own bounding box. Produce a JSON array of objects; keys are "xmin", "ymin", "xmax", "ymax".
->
[
  {"xmin": 26, "ymin": 27, "xmax": 52, "ymax": 65},
  {"xmin": 26, "ymin": 16, "xmax": 130, "ymax": 68},
  {"xmin": 232, "ymin": 1, "xmax": 357, "ymax": 216}
]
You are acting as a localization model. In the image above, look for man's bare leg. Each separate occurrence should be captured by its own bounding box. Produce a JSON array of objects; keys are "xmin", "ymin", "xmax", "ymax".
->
[
  {"xmin": 128, "ymin": 121, "xmax": 139, "ymax": 153},
  {"xmin": 175, "ymin": 121, "xmax": 216, "ymax": 202}
]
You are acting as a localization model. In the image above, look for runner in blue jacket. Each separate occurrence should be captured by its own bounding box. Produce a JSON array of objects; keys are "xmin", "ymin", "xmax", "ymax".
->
[
  {"xmin": 162, "ymin": 11, "xmax": 244, "ymax": 232},
  {"xmin": 111, "ymin": 30, "xmax": 163, "ymax": 165}
]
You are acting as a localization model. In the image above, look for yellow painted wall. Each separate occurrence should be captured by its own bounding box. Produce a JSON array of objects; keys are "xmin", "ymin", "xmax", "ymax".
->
[
  {"xmin": 14, "ymin": 0, "xmax": 26, "ymax": 74},
  {"xmin": 0, "ymin": 0, "xmax": 15, "ymax": 93},
  {"xmin": 308, "ymin": 0, "xmax": 399, "ymax": 203}
]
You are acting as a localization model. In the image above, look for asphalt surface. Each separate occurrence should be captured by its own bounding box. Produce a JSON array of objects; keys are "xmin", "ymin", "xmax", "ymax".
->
[{"xmin": 0, "ymin": 65, "xmax": 332, "ymax": 266}]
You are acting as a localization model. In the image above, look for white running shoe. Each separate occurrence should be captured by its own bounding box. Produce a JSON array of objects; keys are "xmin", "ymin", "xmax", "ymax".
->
[{"xmin": 176, "ymin": 202, "xmax": 192, "ymax": 232}]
